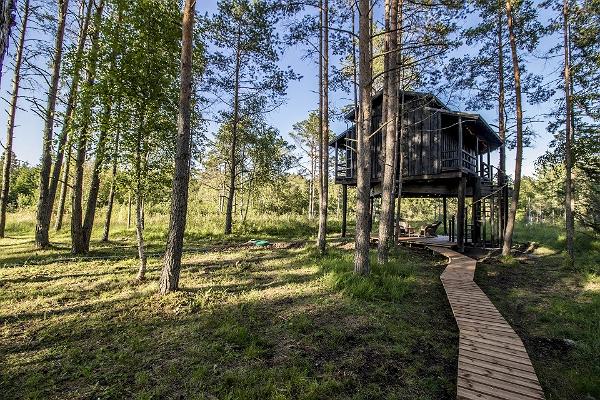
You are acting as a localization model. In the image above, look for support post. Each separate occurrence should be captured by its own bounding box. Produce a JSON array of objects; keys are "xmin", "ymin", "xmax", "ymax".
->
[
  {"xmin": 472, "ymin": 178, "xmax": 481, "ymax": 245},
  {"xmin": 457, "ymin": 175, "xmax": 466, "ymax": 252},
  {"xmin": 487, "ymin": 148, "xmax": 491, "ymax": 181},
  {"xmin": 443, "ymin": 196, "xmax": 447, "ymax": 235},
  {"xmin": 341, "ymin": 184, "xmax": 348, "ymax": 237},
  {"xmin": 458, "ymin": 116, "xmax": 463, "ymax": 170}
]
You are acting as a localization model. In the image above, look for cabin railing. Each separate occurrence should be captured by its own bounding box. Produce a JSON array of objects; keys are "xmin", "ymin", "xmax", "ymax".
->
[
  {"xmin": 441, "ymin": 150, "xmax": 477, "ymax": 174},
  {"xmin": 335, "ymin": 162, "xmax": 353, "ymax": 180}
]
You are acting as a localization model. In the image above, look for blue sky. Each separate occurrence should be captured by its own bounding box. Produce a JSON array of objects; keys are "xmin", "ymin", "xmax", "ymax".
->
[{"xmin": 0, "ymin": 0, "xmax": 562, "ymax": 178}]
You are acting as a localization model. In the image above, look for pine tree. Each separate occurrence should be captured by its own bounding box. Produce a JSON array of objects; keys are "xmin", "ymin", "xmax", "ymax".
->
[
  {"xmin": 0, "ymin": 0, "xmax": 29, "ymax": 238},
  {"xmin": 159, "ymin": 0, "xmax": 196, "ymax": 294},
  {"xmin": 204, "ymin": 0, "xmax": 296, "ymax": 235},
  {"xmin": 34, "ymin": 0, "xmax": 70, "ymax": 249},
  {"xmin": 354, "ymin": 0, "xmax": 373, "ymax": 275},
  {"xmin": 0, "ymin": 0, "xmax": 16, "ymax": 86}
]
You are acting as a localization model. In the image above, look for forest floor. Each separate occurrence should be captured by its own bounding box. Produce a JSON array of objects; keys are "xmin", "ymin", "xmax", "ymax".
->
[
  {"xmin": 0, "ymin": 218, "xmax": 598, "ymax": 399},
  {"xmin": 0, "ymin": 222, "xmax": 458, "ymax": 399},
  {"xmin": 474, "ymin": 225, "xmax": 600, "ymax": 400}
]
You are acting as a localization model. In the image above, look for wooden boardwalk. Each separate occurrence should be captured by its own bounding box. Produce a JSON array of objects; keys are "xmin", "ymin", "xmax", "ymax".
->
[{"xmin": 429, "ymin": 246, "xmax": 545, "ymax": 400}]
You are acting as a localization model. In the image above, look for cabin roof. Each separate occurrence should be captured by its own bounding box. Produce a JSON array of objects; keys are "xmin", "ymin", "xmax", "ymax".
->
[
  {"xmin": 343, "ymin": 90, "xmax": 449, "ymax": 121},
  {"xmin": 332, "ymin": 90, "xmax": 502, "ymax": 150}
]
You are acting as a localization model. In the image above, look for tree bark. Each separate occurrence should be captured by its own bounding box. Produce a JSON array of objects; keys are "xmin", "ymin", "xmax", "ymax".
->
[
  {"xmin": 502, "ymin": 0, "xmax": 524, "ymax": 257},
  {"xmin": 394, "ymin": 0, "xmax": 404, "ymax": 241},
  {"xmin": 35, "ymin": 0, "xmax": 70, "ymax": 248},
  {"xmin": 378, "ymin": 0, "xmax": 399, "ymax": 264},
  {"xmin": 224, "ymin": 28, "xmax": 242, "ymax": 235},
  {"xmin": 497, "ymin": 0, "xmax": 507, "ymax": 236},
  {"xmin": 47, "ymin": 0, "xmax": 94, "ymax": 227},
  {"xmin": 159, "ymin": 0, "xmax": 195, "ymax": 294},
  {"xmin": 54, "ymin": 138, "xmax": 72, "ymax": 231},
  {"xmin": 70, "ymin": 0, "xmax": 103, "ymax": 254},
  {"xmin": 134, "ymin": 112, "xmax": 147, "ymax": 281},
  {"xmin": 127, "ymin": 191, "xmax": 132, "ymax": 229},
  {"xmin": 81, "ymin": 102, "xmax": 111, "ymax": 252},
  {"xmin": 0, "ymin": 0, "xmax": 16, "ymax": 86},
  {"xmin": 135, "ymin": 190, "xmax": 147, "ymax": 281},
  {"xmin": 0, "ymin": 0, "xmax": 28, "ymax": 238},
  {"xmin": 102, "ymin": 129, "xmax": 119, "ymax": 242},
  {"xmin": 563, "ymin": 0, "xmax": 575, "ymax": 267},
  {"xmin": 354, "ymin": 0, "xmax": 373, "ymax": 275},
  {"xmin": 317, "ymin": 0, "xmax": 329, "ymax": 254}
]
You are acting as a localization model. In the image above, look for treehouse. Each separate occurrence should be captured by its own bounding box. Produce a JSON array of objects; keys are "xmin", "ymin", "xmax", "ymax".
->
[{"xmin": 330, "ymin": 90, "xmax": 510, "ymax": 250}]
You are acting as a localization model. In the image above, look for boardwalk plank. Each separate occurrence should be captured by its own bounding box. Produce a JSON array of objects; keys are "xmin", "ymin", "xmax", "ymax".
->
[{"xmin": 427, "ymin": 245, "xmax": 545, "ymax": 399}]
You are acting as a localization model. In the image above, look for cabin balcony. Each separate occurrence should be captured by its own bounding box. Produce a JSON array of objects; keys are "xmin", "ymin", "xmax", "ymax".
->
[{"xmin": 334, "ymin": 147, "xmax": 506, "ymax": 189}]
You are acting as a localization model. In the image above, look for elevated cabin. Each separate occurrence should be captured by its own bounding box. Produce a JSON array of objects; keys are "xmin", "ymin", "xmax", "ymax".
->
[{"xmin": 330, "ymin": 90, "xmax": 509, "ymax": 250}]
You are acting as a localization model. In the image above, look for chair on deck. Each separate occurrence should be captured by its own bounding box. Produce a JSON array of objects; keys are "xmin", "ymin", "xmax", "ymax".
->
[
  {"xmin": 420, "ymin": 221, "xmax": 442, "ymax": 237},
  {"xmin": 398, "ymin": 220, "xmax": 417, "ymax": 237}
]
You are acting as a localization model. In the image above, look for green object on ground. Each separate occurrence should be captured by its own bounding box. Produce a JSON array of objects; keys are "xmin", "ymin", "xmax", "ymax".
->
[{"xmin": 254, "ymin": 240, "xmax": 271, "ymax": 247}]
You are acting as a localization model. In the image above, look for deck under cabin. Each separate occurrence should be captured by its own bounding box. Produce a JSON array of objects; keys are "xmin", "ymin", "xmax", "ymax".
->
[{"xmin": 330, "ymin": 90, "xmax": 510, "ymax": 251}]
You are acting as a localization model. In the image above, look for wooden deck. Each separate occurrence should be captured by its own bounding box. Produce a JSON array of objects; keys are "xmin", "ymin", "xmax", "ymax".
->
[
  {"xmin": 429, "ymin": 245, "xmax": 545, "ymax": 400},
  {"xmin": 398, "ymin": 235, "xmax": 458, "ymax": 249}
]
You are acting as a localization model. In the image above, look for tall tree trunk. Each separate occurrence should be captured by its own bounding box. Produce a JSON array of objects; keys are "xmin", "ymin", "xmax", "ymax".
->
[
  {"xmin": 54, "ymin": 137, "xmax": 72, "ymax": 231},
  {"xmin": 0, "ymin": 0, "xmax": 28, "ymax": 238},
  {"xmin": 394, "ymin": 0, "xmax": 404, "ymax": 241},
  {"xmin": 47, "ymin": 0, "xmax": 94, "ymax": 225},
  {"xmin": 102, "ymin": 129, "xmax": 119, "ymax": 241},
  {"xmin": 159, "ymin": 0, "xmax": 195, "ymax": 294},
  {"xmin": 502, "ymin": 0, "xmax": 523, "ymax": 257},
  {"xmin": 309, "ymin": 143, "xmax": 315, "ymax": 219},
  {"xmin": 127, "ymin": 191, "xmax": 132, "ymax": 228},
  {"xmin": 378, "ymin": 0, "xmax": 399, "ymax": 264},
  {"xmin": 35, "ymin": 0, "xmax": 70, "ymax": 248},
  {"xmin": 70, "ymin": 1, "xmax": 103, "ymax": 254},
  {"xmin": 563, "ymin": 0, "xmax": 575, "ymax": 267},
  {"xmin": 135, "ymin": 191, "xmax": 147, "ymax": 281},
  {"xmin": 354, "ymin": 0, "xmax": 373, "ymax": 275},
  {"xmin": 0, "ymin": 0, "xmax": 16, "ymax": 86},
  {"xmin": 135, "ymin": 114, "xmax": 147, "ymax": 281},
  {"xmin": 497, "ymin": 0, "xmax": 507, "ymax": 235},
  {"xmin": 81, "ymin": 102, "xmax": 111, "ymax": 252},
  {"xmin": 317, "ymin": 0, "xmax": 329, "ymax": 253},
  {"xmin": 224, "ymin": 29, "xmax": 242, "ymax": 235}
]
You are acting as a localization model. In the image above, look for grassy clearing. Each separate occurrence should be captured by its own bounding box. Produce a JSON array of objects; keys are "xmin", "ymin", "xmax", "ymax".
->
[
  {"xmin": 475, "ymin": 225, "xmax": 600, "ymax": 400},
  {"xmin": 512, "ymin": 222, "xmax": 600, "ymax": 273},
  {"xmin": 0, "ymin": 216, "xmax": 457, "ymax": 399}
]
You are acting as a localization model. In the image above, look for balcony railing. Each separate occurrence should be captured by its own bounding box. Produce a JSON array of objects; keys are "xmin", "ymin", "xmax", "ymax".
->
[{"xmin": 442, "ymin": 150, "xmax": 477, "ymax": 174}]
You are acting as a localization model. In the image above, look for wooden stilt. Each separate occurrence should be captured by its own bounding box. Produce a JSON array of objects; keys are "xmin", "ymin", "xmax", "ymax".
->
[
  {"xmin": 472, "ymin": 178, "xmax": 481, "ymax": 245},
  {"xmin": 443, "ymin": 196, "xmax": 448, "ymax": 235},
  {"xmin": 457, "ymin": 175, "xmax": 466, "ymax": 252}
]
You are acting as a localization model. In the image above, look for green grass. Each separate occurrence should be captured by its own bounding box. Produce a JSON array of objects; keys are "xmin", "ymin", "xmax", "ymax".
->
[
  {"xmin": 2, "ymin": 210, "xmax": 598, "ymax": 399},
  {"xmin": 512, "ymin": 222, "xmax": 600, "ymax": 273},
  {"xmin": 476, "ymin": 224, "xmax": 600, "ymax": 400},
  {"xmin": 0, "ymin": 213, "xmax": 457, "ymax": 399}
]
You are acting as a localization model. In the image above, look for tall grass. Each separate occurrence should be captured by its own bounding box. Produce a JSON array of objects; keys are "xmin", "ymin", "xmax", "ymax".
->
[{"xmin": 513, "ymin": 221, "xmax": 599, "ymax": 273}]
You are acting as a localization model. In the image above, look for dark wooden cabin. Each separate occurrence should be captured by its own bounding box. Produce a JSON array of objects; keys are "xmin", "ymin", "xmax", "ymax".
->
[{"xmin": 330, "ymin": 90, "xmax": 510, "ymax": 250}]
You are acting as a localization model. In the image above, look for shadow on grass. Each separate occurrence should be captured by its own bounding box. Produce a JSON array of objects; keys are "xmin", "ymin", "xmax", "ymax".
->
[
  {"xmin": 475, "ymin": 253, "xmax": 600, "ymax": 400},
  {"xmin": 1, "ymin": 242, "xmax": 458, "ymax": 400}
]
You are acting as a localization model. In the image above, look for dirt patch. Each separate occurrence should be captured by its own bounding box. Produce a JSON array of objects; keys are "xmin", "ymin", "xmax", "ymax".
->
[{"xmin": 525, "ymin": 335, "xmax": 577, "ymax": 359}]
